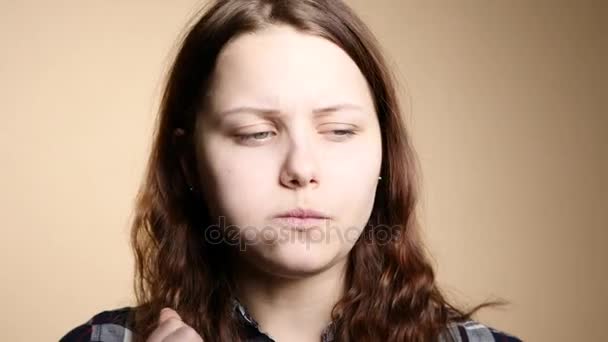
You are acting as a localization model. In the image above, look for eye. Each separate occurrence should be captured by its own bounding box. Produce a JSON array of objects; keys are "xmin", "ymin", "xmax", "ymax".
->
[
  {"xmin": 323, "ymin": 129, "xmax": 357, "ymax": 141},
  {"xmin": 330, "ymin": 129, "xmax": 356, "ymax": 137},
  {"xmin": 236, "ymin": 131, "xmax": 276, "ymax": 143}
]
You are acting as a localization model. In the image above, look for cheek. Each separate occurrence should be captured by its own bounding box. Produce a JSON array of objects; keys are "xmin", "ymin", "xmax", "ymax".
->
[
  {"xmin": 326, "ymin": 135, "xmax": 382, "ymax": 228},
  {"xmin": 203, "ymin": 140, "xmax": 278, "ymax": 220},
  {"xmin": 326, "ymin": 133, "xmax": 382, "ymax": 187}
]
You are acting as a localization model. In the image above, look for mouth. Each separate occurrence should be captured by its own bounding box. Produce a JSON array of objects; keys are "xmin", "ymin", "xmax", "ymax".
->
[
  {"xmin": 273, "ymin": 216, "xmax": 328, "ymax": 224},
  {"xmin": 273, "ymin": 207, "xmax": 331, "ymax": 230},
  {"xmin": 274, "ymin": 207, "xmax": 330, "ymax": 219},
  {"xmin": 271, "ymin": 217, "xmax": 329, "ymax": 232}
]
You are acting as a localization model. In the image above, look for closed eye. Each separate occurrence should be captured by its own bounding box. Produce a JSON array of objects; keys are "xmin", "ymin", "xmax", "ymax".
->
[
  {"xmin": 235, "ymin": 129, "xmax": 356, "ymax": 145},
  {"xmin": 236, "ymin": 131, "xmax": 276, "ymax": 143},
  {"xmin": 329, "ymin": 129, "xmax": 356, "ymax": 136}
]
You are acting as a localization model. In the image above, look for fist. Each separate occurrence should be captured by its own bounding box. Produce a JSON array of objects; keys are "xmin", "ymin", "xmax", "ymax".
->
[{"xmin": 146, "ymin": 307, "xmax": 204, "ymax": 342}]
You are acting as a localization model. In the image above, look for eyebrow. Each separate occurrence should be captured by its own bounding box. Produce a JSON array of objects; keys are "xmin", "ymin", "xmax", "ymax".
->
[{"xmin": 216, "ymin": 103, "xmax": 367, "ymax": 118}]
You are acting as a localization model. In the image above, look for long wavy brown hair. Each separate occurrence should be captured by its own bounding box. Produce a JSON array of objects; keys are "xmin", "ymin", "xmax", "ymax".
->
[{"xmin": 130, "ymin": 0, "xmax": 507, "ymax": 341}]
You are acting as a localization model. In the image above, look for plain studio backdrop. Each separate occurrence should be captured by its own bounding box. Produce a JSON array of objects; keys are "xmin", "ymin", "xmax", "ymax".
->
[{"xmin": 1, "ymin": 1, "xmax": 606, "ymax": 341}]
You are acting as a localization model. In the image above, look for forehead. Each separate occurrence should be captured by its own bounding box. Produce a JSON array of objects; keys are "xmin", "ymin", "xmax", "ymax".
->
[{"xmin": 207, "ymin": 25, "xmax": 374, "ymax": 111}]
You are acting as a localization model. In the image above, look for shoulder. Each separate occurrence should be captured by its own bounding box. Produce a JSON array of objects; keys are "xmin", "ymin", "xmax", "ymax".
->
[
  {"xmin": 440, "ymin": 319, "xmax": 524, "ymax": 342},
  {"xmin": 60, "ymin": 306, "xmax": 136, "ymax": 342}
]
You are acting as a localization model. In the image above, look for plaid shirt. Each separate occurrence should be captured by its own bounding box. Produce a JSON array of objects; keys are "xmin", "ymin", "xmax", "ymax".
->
[{"xmin": 60, "ymin": 298, "xmax": 523, "ymax": 341}]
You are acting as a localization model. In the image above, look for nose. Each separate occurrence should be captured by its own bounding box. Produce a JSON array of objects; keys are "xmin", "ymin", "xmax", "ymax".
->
[{"xmin": 279, "ymin": 140, "xmax": 319, "ymax": 190}]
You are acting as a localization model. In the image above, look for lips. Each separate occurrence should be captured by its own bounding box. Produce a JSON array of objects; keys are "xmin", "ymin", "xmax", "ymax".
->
[
  {"xmin": 272, "ymin": 217, "xmax": 329, "ymax": 231},
  {"xmin": 274, "ymin": 207, "xmax": 330, "ymax": 219},
  {"xmin": 273, "ymin": 207, "xmax": 330, "ymax": 230}
]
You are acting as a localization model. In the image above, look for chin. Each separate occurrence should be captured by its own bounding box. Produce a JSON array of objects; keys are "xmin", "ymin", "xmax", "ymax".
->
[{"xmin": 257, "ymin": 242, "xmax": 341, "ymax": 279}]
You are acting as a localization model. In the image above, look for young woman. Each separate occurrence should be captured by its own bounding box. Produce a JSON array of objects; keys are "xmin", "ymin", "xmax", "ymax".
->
[{"xmin": 61, "ymin": 1, "xmax": 522, "ymax": 341}]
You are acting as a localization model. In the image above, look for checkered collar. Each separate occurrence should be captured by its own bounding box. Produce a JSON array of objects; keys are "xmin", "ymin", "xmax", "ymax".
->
[{"xmin": 231, "ymin": 296, "xmax": 336, "ymax": 342}]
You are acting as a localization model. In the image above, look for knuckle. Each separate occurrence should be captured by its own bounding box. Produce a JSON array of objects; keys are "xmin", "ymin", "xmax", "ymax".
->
[
  {"xmin": 176, "ymin": 325, "xmax": 202, "ymax": 341},
  {"xmin": 183, "ymin": 326, "xmax": 201, "ymax": 338}
]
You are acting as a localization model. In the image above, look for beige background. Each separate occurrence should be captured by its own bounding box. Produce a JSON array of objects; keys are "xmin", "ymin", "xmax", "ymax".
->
[{"xmin": 1, "ymin": 1, "xmax": 605, "ymax": 341}]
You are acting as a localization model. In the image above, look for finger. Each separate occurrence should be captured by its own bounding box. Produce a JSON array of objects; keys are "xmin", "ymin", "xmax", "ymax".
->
[
  {"xmin": 162, "ymin": 325, "xmax": 203, "ymax": 342},
  {"xmin": 146, "ymin": 309, "xmax": 184, "ymax": 342},
  {"xmin": 159, "ymin": 308, "xmax": 182, "ymax": 324},
  {"xmin": 147, "ymin": 318, "xmax": 184, "ymax": 342}
]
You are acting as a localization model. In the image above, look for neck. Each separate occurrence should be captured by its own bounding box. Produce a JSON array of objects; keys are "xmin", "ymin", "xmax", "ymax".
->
[{"xmin": 233, "ymin": 257, "xmax": 347, "ymax": 342}]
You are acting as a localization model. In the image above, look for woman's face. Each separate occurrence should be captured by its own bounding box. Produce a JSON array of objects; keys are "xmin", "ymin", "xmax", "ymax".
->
[{"xmin": 195, "ymin": 25, "xmax": 382, "ymax": 278}]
